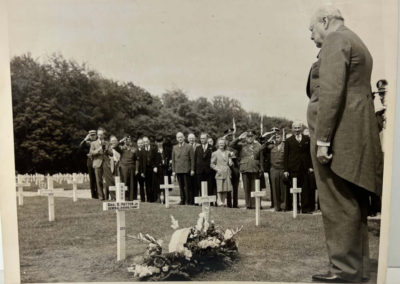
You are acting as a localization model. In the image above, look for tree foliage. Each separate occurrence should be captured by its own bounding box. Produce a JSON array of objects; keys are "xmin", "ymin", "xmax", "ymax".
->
[{"xmin": 11, "ymin": 54, "xmax": 292, "ymax": 173}]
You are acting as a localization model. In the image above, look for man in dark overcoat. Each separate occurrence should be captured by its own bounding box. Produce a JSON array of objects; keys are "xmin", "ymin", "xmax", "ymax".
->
[{"xmin": 307, "ymin": 6, "xmax": 383, "ymax": 283}]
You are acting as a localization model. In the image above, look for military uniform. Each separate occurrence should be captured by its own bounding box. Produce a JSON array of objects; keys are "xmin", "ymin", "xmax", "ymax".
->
[{"xmin": 231, "ymin": 136, "xmax": 264, "ymax": 208}]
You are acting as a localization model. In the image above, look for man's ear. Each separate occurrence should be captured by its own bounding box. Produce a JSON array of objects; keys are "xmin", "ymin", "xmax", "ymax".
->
[{"xmin": 322, "ymin": 16, "xmax": 329, "ymax": 29}]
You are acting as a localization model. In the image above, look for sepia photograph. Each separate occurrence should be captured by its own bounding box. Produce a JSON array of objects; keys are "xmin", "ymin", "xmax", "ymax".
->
[{"xmin": 1, "ymin": 0, "xmax": 398, "ymax": 283}]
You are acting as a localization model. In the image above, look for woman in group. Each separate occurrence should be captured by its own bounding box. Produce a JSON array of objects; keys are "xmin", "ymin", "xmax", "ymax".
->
[{"xmin": 210, "ymin": 138, "xmax": 233, "ymax": 206}]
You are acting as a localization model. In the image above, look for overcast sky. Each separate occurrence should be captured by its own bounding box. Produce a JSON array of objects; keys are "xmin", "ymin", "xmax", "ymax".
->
[{"xmin": 7, "ymin": 0, "xmax": 386, "ymax": 123}]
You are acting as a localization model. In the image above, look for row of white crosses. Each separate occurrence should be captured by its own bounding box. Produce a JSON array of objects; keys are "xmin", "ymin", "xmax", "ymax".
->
[
  {"xmin": 15, "ymin": 173, "xmax": 88, "ymax": 205},
  {"xmin": 16, "ymin": 171, "xmax": 304, "ymax": 261}
]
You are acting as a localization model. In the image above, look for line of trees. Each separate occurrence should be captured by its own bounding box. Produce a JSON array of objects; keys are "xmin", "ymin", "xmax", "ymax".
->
[{"xmin": 11, "ymin": 54, "xmax": 292, "ymax": 173}]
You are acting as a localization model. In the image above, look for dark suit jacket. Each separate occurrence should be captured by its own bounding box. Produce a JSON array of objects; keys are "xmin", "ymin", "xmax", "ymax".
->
[
  {"xmin": 153, "ymin": 146, "xmax": 171, "ymax": 171},
  {"xmin": 307, "ymin": 25, "xmax": 383, "ymax": 194},
  {"xmin": 171, "ymin": 142, "xmax": 194, "ymax": 174},
  {"xmin": 194, "ymin": 144, "xmax": 213, "ymax": 175},
  {"xmin": 283, "ymin": 135, "xmax": 312, "ymax": 174},
  {"xmin": 138, "ymin": 146, "xmax": 157, "ymax": 173}
]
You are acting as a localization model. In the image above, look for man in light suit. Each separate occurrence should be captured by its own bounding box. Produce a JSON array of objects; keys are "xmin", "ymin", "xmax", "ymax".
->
[
  {"xmin": 79, "ymin": 130, "xmax": 98, "ymax": 199},
  {"xmin": 172, "ymin": 132, "xmax": 195, "ymax": 205},
  {"xmin": 89, "ymin": 128, "xmax": 114, "ymax": 200},
  {"xmin": 307, "ymin": 6, "xmax": 383, "ymax": 283},
  {"xmin": 194, "ymin": 133, "xmax": 213, "ymax": 199}
]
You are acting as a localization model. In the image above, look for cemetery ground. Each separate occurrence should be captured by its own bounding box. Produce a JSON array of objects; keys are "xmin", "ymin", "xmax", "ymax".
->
[{"xmin": 17, "ymin": 182, "xmax": 380, "ymax": 283}]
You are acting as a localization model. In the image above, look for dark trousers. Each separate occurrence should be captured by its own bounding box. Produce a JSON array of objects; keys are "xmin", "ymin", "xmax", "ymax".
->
[
  {"xmin": 144, "ymin": 167, "xmax": 154, "ymax": 202},
  {"xmin": 120, "ymin": 165, "xmax": 136, "ymax": 201},
  {"xmin": 176, "ymin": 173, "xmax": 190, "ymax": 204},
  {"xmin": 196, "ymin": 173, "xmax": 212, "ymax": 197},
  {"xmin": 136, "ymin": 174, "xmax": 145, "ymax": 202},
  {"xmin": 227, "ymin": 166, "xmax": 239, "ymax": 208},
  {"xmin": 270, "ymin": 167, "xmax": 286, "ymax": 211},
  {"xmin": 287, "ymin": 170, "xmax": 315, "ymax": 213},
  {"xmin": 368, "ymin": 193, "xmax": 381, "ymax": 216},
  {"xmin": 188, "ymin": 175, "xmax": 196, "ymax": 204},
  {"xmin": 94, "ymin": 163, "xmax": 113, "ymax": 200},
  {"xmin": 242, "ymin": 172, "xmax": 258, "ymax": 208},
  {"xmin": 265, "ymin": 170, "xmax": 273, "ymax": 207},
  {"xmin": 311, "ymin": 141, "xmax": 370, "ymax": 282},
  {"xmin": 87, "ymin": 162, "xmax": 98, "ymax": 199}
]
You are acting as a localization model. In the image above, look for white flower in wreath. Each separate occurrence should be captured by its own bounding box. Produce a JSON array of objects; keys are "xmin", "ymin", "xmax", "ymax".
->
[
  {"xmin": 170, "ymin": 215, "xmax": 179, "ymax": 230},
  {"xmin": 183, "ymin": 247, "xmax": 193, "ymax": 260},
  {"xmin": 134, "ymin": 265, "xmax": 153, "ymax": 278},
  {"xmin": 224, "ymin": 229, "xmax": 234, "ymax": 240}
]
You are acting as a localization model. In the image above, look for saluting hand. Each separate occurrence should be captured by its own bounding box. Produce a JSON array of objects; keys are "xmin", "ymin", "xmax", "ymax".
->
[
  {"xmin": 317, "ymin": 146, "xmax": 332, "ymax": 165},
  {"xmin": 238, "ymin": 132, "xmax": 247, "ymax": 140}
]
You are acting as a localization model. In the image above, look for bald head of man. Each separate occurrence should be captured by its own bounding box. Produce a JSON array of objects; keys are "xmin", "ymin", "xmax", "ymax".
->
[{"xmin": 309, "ymin": 5, "xmax": 344, "ymax": 48}]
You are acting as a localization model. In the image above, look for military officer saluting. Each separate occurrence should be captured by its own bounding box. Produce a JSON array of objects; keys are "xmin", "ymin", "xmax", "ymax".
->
[{"xmin": 230, "ymin": 130, "xmax": 264, "ymax": 209}]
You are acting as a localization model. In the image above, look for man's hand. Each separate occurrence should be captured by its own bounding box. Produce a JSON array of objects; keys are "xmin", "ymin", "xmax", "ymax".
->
[
  {"xmin": 308, "ymin": 168, "xmax": 314, "ymax": 173},
  {"xmin": 190, "ymin": 170, "xmax": 195, "ymax": 176},
  {"xmin": 84, "ymin": 134, "xmax": 91, "ymax": 141},
  {"xmin": 317, "ymin": 146, "xmax": 332, "ymax": 165},
  {"xmin": 283, "ymin": 171, "xmax": 289, "ymax": 178},
  {"xmin": 153, "ymin": 167, "xmax": 158, "ymax": 173},
  {"xmin": 141, "ymin": 173, "xmax": 145, "ymax": 178}
]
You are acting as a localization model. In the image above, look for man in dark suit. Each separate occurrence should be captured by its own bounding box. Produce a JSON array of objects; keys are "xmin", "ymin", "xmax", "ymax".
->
[
  {"xmin": 172, "ymin": 132, "xmax": 195, "ymax": 205},
  {"xmin": 152, "ymin": 136, "xmax": 172, "ymax": 202},
  {"xmin": 79, "ymin": 130, "xmax": 98, "ymax": 199},
  {"xmin": 283, "ymin": 122, "xmax": 314, "ymax": 213},
  {"xmin": 307, "ymin": 6, "xmax": 383, "ymax": 283},
  {"xmin": 138, "ymin": 136, "xmax": 156, "ymax": 202},
  {"xmin": 188, "ymin": 133, "xmax": 200, "ymax": 204},
  {"xmin": 194, "ymin": 133, "xmax": 213, "ymax": 199},
  {"xmin": 135, "ymin": 138, "xmax": 145, "ymax": 202},
  {"xmin": 89, "ymin": 127, "xmax": 114, "ymax": 200}
]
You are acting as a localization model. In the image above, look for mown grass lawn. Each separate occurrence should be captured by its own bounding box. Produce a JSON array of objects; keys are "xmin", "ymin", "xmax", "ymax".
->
[{"xmin": 17, "ymin": 195, "xmax": 380, "ymax": 283}]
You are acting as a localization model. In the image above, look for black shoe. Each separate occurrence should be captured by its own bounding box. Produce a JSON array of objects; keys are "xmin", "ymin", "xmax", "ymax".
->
[{"xmin": 312, "ymin": 273, "xmax": 351, "ymax": 283}]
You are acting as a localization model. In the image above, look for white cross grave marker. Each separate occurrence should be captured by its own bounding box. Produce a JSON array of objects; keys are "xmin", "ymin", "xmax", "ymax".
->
[
  {"xmin": 67, "ymin": 173, "xmax": 84, "ymax": 202},
  {"xmin": 194, "ymin": 181, "xmax": 216, "ymax": 223},
  {"xmin": 103, "ymin": 176, "xmax": 140, "ymax": 261},
  {"xmin": 160, "ymin": 176, "xmax": 177, "ymax": 208},
  {"xmin": 290, "ymin": 177, "xmax": 302, "ymax": 219},
  {"xmin": 38, "ymin": 175, "xmax": 64, "ymax": 221},
  {"xmin": 251, "ymin": 179, "xmax": 266, "ymax": 226},
  {"xmin": 16, "ymin": 174, "xmax": 30, "ymax": 206}
]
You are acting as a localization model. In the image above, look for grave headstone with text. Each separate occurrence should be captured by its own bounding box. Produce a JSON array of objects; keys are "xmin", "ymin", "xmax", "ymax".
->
[{"xmin": 103, "ymin": 177, "xmax": 140, "ymax": 261}]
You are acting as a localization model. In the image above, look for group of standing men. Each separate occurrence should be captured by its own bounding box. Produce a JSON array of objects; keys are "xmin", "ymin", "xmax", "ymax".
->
[
  {"xmin": 79, "ymin": 123, "xmax": 319, "ymax": 214},
  {"xmin": 79, "ymin": 130, "xmax": 172, "ymax": 202}
]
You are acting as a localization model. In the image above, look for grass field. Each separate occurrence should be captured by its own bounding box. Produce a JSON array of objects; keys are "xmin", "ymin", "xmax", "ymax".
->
[{"xmin": 17, "ymin": 195, "xmax": 380, "ymax": 283}]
